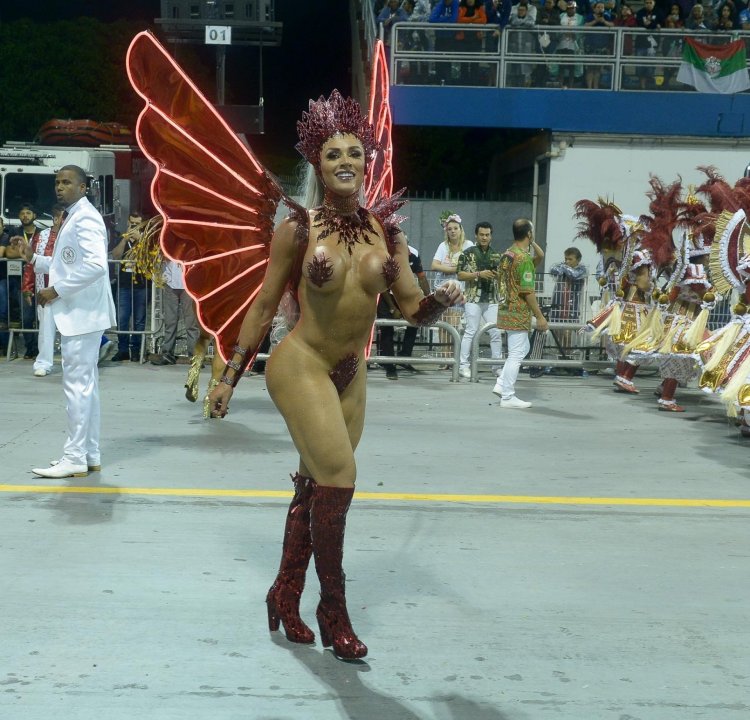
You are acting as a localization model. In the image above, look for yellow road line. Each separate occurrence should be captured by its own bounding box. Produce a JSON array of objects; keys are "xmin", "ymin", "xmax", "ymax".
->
[{"xmin": 1, "ymin": 485, "xmax": 749, "ymax": 508}]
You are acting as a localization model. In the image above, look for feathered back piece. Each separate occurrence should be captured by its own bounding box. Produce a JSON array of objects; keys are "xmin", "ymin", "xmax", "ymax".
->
[
  {"xmin": 695, "ymin": 166, "xmax": 739, "ymax": 214},
  {"xmin": 732, "ymin": 177, "xmax": 750, "ymax": 216},
  {"xmin": 695, "ymin": 166, "xmax": 741, "ymax": 247},
  {"xmin": 677, "ymin": 184, "xmax": 707, "ymax": 235},
  {"xmin": 638, "ymin": 175, "xmax": 681, "ymax": 273},
  {"xmin": 573, "ymin": 198, "xmax": 624, "ymax": 252},
  {"xmin": 295, "ymin": 90, "xmax": 379, "ymax": 172}
]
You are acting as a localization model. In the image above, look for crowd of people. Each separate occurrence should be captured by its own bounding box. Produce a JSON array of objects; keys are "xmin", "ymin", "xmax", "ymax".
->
[
  {"xmin": 576, "ymin": 167, "xmax": 750, "ymax": 435},
  {"xmin": 374, "ymin": 0, "xmax": 749, "ymax": 88}
]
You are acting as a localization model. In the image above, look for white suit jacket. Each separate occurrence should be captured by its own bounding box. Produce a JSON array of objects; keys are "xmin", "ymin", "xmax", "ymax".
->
[{"xmin": 34, "ymin": 196, "xmax": 117, "ymax": 337}]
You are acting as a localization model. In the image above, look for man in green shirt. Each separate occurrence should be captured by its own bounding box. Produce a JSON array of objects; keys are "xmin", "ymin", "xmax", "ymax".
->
[
  {"xmin": 456, "ymin": 221, "xmax": 503, "ymax": 378},
  {"xmin": 493, "ymin": 218, "xmax": 547, "ymax": 408}
]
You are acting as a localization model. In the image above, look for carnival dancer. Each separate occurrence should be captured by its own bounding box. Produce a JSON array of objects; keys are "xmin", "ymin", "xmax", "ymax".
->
[
  {"xmin": 126, "ymin": 32, "xmax": 462, "ymax": 659},
  {"xmin": 621, "ymin": 179, "xmax": 716, "ymax": 411},
  {"xmin": 696, "ymin": 207, "xmax": 750, "ymax": 435},
  {"xmin": 575, "ymin": 198, "xmax": 653, "ymax": 393}
]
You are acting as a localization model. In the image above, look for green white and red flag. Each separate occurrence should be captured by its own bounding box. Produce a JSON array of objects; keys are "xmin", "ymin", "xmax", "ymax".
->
[{"xmin": 677, "ymin": 38, "xmax": 750, "ymax": 94}]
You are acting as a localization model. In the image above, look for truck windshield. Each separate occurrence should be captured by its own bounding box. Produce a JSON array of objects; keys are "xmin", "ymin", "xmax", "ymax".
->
[{"xmin": 2, "ymin": 173, "xmax": 56, "ymax": 222}]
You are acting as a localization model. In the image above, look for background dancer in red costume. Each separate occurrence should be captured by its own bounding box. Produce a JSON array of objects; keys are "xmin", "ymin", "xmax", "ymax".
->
[{"xmin": 127, "ymin": 33, "xmax": 462, "ymax": 660}]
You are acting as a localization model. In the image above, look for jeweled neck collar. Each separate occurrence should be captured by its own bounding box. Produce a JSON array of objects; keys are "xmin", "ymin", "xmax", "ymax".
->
[{"xmin": 323, "ymin": 188, "xmax": 360, "ymax": 216}]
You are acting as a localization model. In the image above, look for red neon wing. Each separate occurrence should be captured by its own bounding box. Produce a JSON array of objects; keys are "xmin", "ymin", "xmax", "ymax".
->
[
  {"xmin": 126, "ymin": 31, "xmax": 282, "ymax": 362},
  {"xmin": 365, "ymin": 39, "xmax": 394, "ymax": 208}
]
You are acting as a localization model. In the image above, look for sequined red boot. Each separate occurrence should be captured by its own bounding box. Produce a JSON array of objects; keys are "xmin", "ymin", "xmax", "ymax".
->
[
  {"xmin": 311, "ymin": 485, "xmax": 368, "ymax": 660},
  {"xmin": 266, "ymin": 473, "xmax": 316, "ymax": 644}
]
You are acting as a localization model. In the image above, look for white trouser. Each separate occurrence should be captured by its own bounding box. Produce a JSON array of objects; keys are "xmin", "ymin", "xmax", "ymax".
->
[
  {"xmin": 34, "ymin": 304, "xmax": 57, "ymax": 372},
  {"xmin": 61, "ymin": 331, "xmax": 102, "ymax": 465},
  {"xmin": 499, "ymin": 330, "xmax": 530, "ymax": 399},
  {"xmin": 460, "ymin": 302, "xmax": 502, "ymax": 368}
]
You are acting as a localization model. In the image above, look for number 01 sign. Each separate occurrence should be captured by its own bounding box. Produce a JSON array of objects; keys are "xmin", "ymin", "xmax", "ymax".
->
[{"xmin": 205, "ymin": 26, "xmax": 232, "ymax": 45}]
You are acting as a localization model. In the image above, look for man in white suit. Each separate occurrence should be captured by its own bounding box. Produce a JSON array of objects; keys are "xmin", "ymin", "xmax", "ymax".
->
[{"xmin": 14, "ymin": 165, "xmax": 117, "ymax": 478}]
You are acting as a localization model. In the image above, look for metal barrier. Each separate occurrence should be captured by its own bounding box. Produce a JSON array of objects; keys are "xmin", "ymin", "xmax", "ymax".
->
[
  {"xmin": 1, "ymin": 258, "xmax": 163, "ymax": 363},
  {"xmin": 370, "ymin": 317, "xmax": 463, "ymax": 382}
]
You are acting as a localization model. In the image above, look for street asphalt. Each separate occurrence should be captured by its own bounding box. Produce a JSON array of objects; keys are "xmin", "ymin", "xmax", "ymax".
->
[{"xmin": 1, "ymin": 357, "xmax": 748, "ymax": 720}]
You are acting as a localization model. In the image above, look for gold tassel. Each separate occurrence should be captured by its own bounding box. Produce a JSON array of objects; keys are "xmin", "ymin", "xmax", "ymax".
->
[
  {"xmin": 620, "ymin": 305, "xmax": 662, "ymax": 357},
  {"xmin": 700, "ymin": 322, "xmax": 742, "ymax": 373},
  {"xmin": 607, "ymin": 301, "xmax": 622, "ymax": 338},
  {"xmin": 656, "ymin": 324, "xmax": 680, "ymax": 355},
  {"xmin": 591, "ymin": 302, "xmax": 618, "ymax": 341},
  {"xmin": 681, "ymin": 306, "xmax": 709, "ymax": 351},
  {"xmin": 720, "ymin": 353, "xmax": 750, "ymax": 417}
]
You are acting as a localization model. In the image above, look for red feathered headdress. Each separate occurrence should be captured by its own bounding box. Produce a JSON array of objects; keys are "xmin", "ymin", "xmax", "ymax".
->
[{"xmin": 573, "ymin": 197, "xmax": 624, "ymax": 252}]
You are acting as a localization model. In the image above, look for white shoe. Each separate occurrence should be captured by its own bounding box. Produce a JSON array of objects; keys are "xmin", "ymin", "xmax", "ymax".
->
[
  {"xmin": 492, "ymin": 382, "xmax": 503, "ymax": 397},
  {"xmin": 33, "ymin": 368, "xmax": 50, "ymax": 377},
  {"xmin": 459, "ymin": 367, "xmax": 471, "ymax": 379},
  {"xmin": 50, "ymin": 457, "xmax": 101, "ymax": 472},
  {"xmin": 98, "ymin": 340, "xmax": 115, "ymax": 364},
  {"xmin": 500, "ymin": 395, "xmax": 532, "ymax": 409},
  {"xmin": 33, "ymin": 460, "xmax": 88, "ymax": 478}
]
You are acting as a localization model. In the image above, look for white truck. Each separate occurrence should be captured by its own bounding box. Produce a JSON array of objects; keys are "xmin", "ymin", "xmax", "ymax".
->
[{"xmin": 0, "ymin": 142, "xmax": 152, "ymax": 233}]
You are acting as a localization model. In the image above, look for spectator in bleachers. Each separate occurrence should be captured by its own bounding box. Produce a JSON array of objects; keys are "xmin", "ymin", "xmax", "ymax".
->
[
  {"xmin": 431, "ymin": 0, "xmax": 460, "ymax": 24},
  {"xmin": 406, "ymin": 0, "xmax": 431, "ymax": 21},
  {"xmin": 685, "ymin": 1, "xmax": 710, "ymax": 27},
  {"xmin": 377, "ymin": 0, "xmax": 408, "ymax": 48},
  {"xmin": 558, "ymin": 1, "xmax": 585, "ymax": 88},
  {"xmin": 739, "ymin": 1, "xmax": 750, "ymax": 27},
  {"xmin": 665, "ymin": 3, "xmax": 685, "ymax": 27},
  {"xmin": 457, "ymin": 0, "xmax": 488, "ymax": 82},
  {"xmin": 635, "ymin": 0, "xmax": 662, "ymax": 90},
  {"xmin": 538, "ymin": 0, "xmax": 562, "ymax": 26},
  {"xmin": 431, "ymin": 0, "xmax": 461, "ymax": 81},
  {"xmin": 510, "ymin": 0, "xmax": 538, "ymax": 22},
  {"xmin": 662, "ymin": 4, "xmax": 685, "ymax": 87},
  {"xmin": 584, "ymin": 1, "xmax": 615, "ymax": 89},
  {"xmin": 717, "ymin": 1, "xmax": 738, "ymax": 28},
  {"xmin": 485, "ymin": 0, "xmax": 512, "ymax": 31},
  {"xmin": 508, "ymin": 2, "xmax": 537, "ymax": 86},
  {"xmin": 615, "ymin": 0, "xmax": 637, "ymax": 60}
]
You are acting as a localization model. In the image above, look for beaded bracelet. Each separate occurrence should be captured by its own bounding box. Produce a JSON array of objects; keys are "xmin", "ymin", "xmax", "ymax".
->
[{"xmin": 413, "ymin": 293, "xmax": 447, "ymax": 327}]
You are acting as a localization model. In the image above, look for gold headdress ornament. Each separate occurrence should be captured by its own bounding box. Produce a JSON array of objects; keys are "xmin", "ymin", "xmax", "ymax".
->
[
  {"xmin": 710, "ymin": 209, "xmax": 750, "ymax": 298},
  {"xmin": 295, "ymin": 90, "xmax": 379, "ymax": 172}
]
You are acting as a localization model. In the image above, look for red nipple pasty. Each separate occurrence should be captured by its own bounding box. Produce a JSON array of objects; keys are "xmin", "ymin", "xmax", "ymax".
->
[
  {"xmin": 382, "ymin": 255, "xmax": 400, "ymax": 287},
  {"xmin": 307, "ymin": 253, "xmax": 334, "ymax": 287}
]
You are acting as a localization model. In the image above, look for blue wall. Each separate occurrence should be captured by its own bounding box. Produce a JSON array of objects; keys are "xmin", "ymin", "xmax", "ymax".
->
[{"xmin": 390, "ymin": 86, "xmax": 750, "ymax": 136}]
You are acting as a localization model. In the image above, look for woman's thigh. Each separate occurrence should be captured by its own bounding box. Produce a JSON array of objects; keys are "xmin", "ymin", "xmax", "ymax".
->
[{"xmin": 267, "ymin": 341, "xmax": 366, "ymax": 486}]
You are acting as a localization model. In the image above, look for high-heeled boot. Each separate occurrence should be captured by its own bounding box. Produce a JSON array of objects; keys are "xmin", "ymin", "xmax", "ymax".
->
[
  {"xmin": 266, "ymin": 473, "xmax": 316, "ymax": 644},
  {"xmin": 185, "ymin": 353, "xmax": 204, "ymax": 403},
  {"xmin": 310, "ymin": 485, "xmax": 367, "ymax": 660},
  {"xmin": 202, "ymin": 377, "xmax": 220, "ymax": 418}
]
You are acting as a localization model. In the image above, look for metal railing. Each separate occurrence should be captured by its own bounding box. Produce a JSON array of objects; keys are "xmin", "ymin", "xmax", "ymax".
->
[
  {"xmin": 387, "ymin": 23, "xmax": 750, "ymax": 91},
  {"xmin": 1, "ymin": 258, "xmax": 163, "ymax": 363}
]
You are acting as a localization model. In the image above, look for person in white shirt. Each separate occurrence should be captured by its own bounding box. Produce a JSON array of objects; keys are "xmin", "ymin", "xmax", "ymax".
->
[
  {"xmin": 14, "ymin": 165, "xmax": 116, "ymax": 478},
  {"xmin": 151, "ymin": 259, "xmax": 199, "ymax": 365}
]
